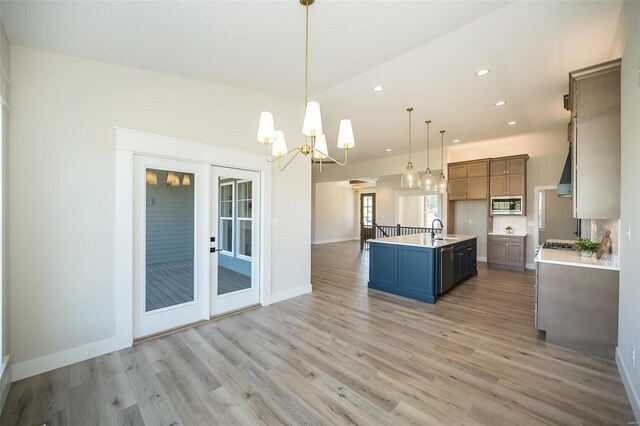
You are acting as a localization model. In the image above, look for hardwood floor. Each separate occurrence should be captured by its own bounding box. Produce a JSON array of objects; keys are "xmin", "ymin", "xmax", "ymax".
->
[{"xmin": 2, "ymin": 241, "xmax": 634, "ymax": 425}]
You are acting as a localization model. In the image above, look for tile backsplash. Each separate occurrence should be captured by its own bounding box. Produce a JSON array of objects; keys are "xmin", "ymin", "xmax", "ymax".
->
[
  {"xmin": 492, "ymin": 216, "xmax": 527, "ymax": 235},
  {"xmin": 588, "ymin": 219, "xmax": 620, "ymax": 257}
]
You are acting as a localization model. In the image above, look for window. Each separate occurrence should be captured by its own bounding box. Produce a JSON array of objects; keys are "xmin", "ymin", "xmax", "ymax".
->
[
  {"xmin": 219, "ymin": 179, "xmax": 253, "ymax": 260},
  {"xmin": 236, "ymin": 180, "xmax": 252, "ymax": 260},
  {"xmin": 219, "ymin": 182, "xmax": 234, "ymax": 255},
  {"xmin": 422, "ymin": 194, "xmax": 442, "ymax": 227}
]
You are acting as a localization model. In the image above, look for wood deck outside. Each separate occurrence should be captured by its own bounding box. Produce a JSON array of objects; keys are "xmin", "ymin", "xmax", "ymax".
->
[
  {"xmin": 146, "ymin": 261, "xmax": 251, "ymax": 311},
  {"xmin": 2, "ymin": 241, "xmax": 634, "ymax": 425}
]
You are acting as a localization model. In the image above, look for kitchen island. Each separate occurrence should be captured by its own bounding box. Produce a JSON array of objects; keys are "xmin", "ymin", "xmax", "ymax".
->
[{"xmin": 368, "ymin": 233, "xmax": 478, "ymax": 303}]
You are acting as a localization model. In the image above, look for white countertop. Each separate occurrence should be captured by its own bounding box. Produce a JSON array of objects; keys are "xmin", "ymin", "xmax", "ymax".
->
[
  {"xmin": 488, "ymin": 232, "xmax": 527, "ymax": 237},
  {"xmin": 535, "ymin": 239, "xmax": 619, "ymax": 271},
  {"xmin": 369, "ymin": 233, "xmax": 478, "ymax": 248}
]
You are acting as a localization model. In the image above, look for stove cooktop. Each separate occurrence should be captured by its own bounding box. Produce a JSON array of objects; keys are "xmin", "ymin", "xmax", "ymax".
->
[{"xmin": 542, "ymin": 241, "xmax": 575, "ymax": 250}]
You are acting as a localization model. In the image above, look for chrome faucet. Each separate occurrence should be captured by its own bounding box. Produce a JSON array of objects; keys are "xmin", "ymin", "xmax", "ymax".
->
[{"xmin": 431, "ymin": 218, "xmax": 444, "ymax": 238}]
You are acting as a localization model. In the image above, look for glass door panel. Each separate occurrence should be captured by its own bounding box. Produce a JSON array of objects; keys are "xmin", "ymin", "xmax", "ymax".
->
[
  {"xmin": 145, "ymin": 168, "xmax": 196, "ymax": 312},
  {"xmin": 217, "ymin": 177, "xmax": 252, "ymax": 296}
]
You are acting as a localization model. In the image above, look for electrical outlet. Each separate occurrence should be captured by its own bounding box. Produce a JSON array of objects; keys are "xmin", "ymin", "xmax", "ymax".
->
[
  {"xmin": 625, "ymin": 226, "xmax": 631, "ymax": 243},
  {"xmin": 632, "ymin": 347, "xmax": 636, "ymax": 366}
]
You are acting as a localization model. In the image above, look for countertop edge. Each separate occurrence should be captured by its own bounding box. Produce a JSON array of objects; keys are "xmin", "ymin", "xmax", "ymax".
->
[
  {"xmin": 534, "ymin": 257, "xmax": 620, "ymax": 271},
  {"xmin": 369, "ymin": 234, "xmax": 478, "ymax": 249}
]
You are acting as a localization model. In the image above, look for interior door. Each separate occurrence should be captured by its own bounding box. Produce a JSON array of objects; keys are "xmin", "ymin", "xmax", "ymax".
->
[
  {"xmin": 360, "ymin": 193, "xmax": 375, "ymax": 249},
  {"xmin": 133, "ymin": 156, "xmax": 209, "ymax": 338},
  {"xmin": 210, "ymin": 167, "xmax": 261, "ymax": 316}
]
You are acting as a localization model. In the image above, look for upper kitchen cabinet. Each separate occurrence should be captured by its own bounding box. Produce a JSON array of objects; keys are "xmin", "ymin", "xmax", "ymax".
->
[
  {"xmin": 569, "ymin": 59, "xmax": 621, "ymax": 219},
  {"xmin": 447, "ymin": 159, "xmax": 489, "ymax": 201},
  {"xmin": 489, "ymin": 154, "xmax": 529, "ymax": 196}
]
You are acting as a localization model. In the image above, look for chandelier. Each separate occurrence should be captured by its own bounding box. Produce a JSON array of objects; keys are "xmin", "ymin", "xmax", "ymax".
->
[{"xmin": 256, "ymin": 0, "xmax": 356, "ymax": 171}]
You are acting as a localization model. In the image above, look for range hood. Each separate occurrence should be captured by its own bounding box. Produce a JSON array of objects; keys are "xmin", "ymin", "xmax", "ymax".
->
[{"xmin": 557, "ymin": 145, "xmax": 572, "ymax": 197}]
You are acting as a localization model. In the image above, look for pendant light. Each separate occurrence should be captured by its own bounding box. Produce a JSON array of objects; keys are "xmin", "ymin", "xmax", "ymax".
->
[
  {"xmin": 400, "ymin": 108, "xmax": 421, "ymax": 189},
  {"xmin": 421, "ymin": 120, "xmax": 438, "ymax": 192},
  {"xmin": 438, "ymin": 130, "xmax": 448, "ymax": 194}
]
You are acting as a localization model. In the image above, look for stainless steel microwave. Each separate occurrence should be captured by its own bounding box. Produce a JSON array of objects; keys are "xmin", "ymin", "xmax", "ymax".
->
[{"xmin": 490, "ymin": 196, "xmax": 523, "ymax": 215}]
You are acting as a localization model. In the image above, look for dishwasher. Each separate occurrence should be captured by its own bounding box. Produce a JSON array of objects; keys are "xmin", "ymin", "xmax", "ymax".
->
[{"xmin": 438, "ymin": 246, "xmax": 454, "ymax": 294}]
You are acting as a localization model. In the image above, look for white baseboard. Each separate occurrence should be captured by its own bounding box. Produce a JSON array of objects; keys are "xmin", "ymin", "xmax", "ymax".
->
[
  {"xmin": 0, "ymin": 355, "xmax": 10, "ymax": 414},
  {"xmin": 617, "ymin": 347, "xmax": 640, "ymax": 422},
  {"xmin": 312, "ymin": 238, "xmax": 358, "ymax": 245},
  {"xmin": 477, "ymin": 256, "xmax": 487, "ymax": 262},
  {"xmin": 526, "ymin": 263, "xmax": 536, "ymax": 270},
  {"xmin": 271, "ymin": 284, "xmax": 312, "ymax": 304},
  {"xmin": 11, "ymin": 336, "xmax": 128, "ymax": 382}
]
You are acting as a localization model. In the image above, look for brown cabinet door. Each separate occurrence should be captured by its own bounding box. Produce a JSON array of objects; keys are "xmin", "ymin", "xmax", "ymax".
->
[
  {"xmin": 466, "ymin": 177, "xmax": 487, "ymax": 199},
  {"xmin": 448, "ymin": 164, "xmax": 467, "ymax": 179},
  {"xmin": 467, "ymin": 161, "xmax": 487, "ymax": 177},
  {"xmin": 506, "ymin": 174, "xmax": 525, "ymax": 195},
  {"xmin": 505, "ymin": 242, "xmax": 524, "ymax": 267},
  {"xmin": 490, "ymin": 175, "xmax": 506, "ymax": 196},
  {"xmin": 448, "ymin": 178, "xmax": 467, "ymax": 200},
  {"xmin": 506, "ymin": 158, "xmax": 526, "ymax": 174},
  {"xmin": 487, "ymin": 239, "xmax": 506, "ymax": 264},
  {"xmin": 490, "ymin": 159, "xmax": 507, "ymax": 176}
]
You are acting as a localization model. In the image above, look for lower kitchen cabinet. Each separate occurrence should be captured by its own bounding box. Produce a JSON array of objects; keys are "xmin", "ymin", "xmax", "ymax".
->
[
  {"xmin": 536, "ymin": 261, "xmax": 618, "ymax": 360},
  {"xmin": 487, "ymin": 235, "xmax": 526, "ymax": 271}
]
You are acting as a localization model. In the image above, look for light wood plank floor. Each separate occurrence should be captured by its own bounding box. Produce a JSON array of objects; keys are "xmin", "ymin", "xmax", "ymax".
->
[{"xmin": 2, "ymin": 241, "xmax": 634, "ymax": 425}]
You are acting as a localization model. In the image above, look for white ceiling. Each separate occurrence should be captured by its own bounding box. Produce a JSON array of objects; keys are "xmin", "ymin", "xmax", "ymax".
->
[{"xmin": 2, "ymin": 0, "xmax": 623, "ymax": 162}]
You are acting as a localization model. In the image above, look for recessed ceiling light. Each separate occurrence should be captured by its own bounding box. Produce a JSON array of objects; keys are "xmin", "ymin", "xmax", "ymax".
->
[
  {"xmin": 374, "ymin": 178, "xmax": 379, "ymax": 181},
  {"xmin": 453, "ymin": 139, "xmax": 461, "ymax": 143},
  {"xmin": 495, "ymin": 100, "xmax": 507, "ymax": 106},
  {"xmin": 386, "ymin": 148, "xmax": 392, "ymax": 152},
  {"xmin": 475, "ymin": 69, "xmax": 490, "ymax": 77},
  {"xmin": 508, "ymin": 121, "xmax": 517, "ymax": 126},
  {"xmin": 373, "ymin": 85, "xmax": 384, "ymax": 92}
]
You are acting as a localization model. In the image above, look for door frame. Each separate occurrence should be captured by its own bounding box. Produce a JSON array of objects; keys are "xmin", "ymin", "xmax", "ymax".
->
[
  {"xmin": 115, "ymin": 128, "xmax": 272, "ymax": 348},
  {"xmin": 533, "ymin": 185, "xmax": 557, "ymax": 251}
]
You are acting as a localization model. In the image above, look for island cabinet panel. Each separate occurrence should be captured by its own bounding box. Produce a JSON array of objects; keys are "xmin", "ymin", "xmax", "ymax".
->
[
  {"xmin": 369, "ymin": 243, "xmax": 397, "ymax": 288},
  {"xmin": 368, "ymin": 237, "xmax": 477, "ymax": 304},
  {"xmin": 398, "ymin": 246, "xmax": 436, "ymax": 296}
]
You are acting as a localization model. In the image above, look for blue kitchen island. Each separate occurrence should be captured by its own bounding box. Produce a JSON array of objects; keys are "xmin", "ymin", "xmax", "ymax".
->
[{"xmin": 368, "ymin": 233, "xmax": 478, "ymax": 303}]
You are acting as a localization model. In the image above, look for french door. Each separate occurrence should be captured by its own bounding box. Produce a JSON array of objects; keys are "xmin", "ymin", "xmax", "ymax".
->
[
  {"xmin": 210, "ymin": 166, "xmax": 261, "ymax": 316},
  {"xmin": 133, "ymin": 156, "xmax": 209, "ymax": 338}
]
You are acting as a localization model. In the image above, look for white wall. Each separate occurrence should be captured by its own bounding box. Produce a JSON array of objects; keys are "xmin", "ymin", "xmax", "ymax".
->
[
  {"xmin": 615, "ymin": 0, "xmax": 640, "ymax": 419},
  {"xmin": 398, "ymin": 195, "xmax": 423, "ymax": 227},
  {"xmin": 8, "ymin": 46, "xmax": 310, "ymax": 367},
  {"xmin": 448, "ymin": 127, "xmax": 568, "ymax": 266},
  {"xmin": 312, "ymin": 181, "xmax": 358, "ymax": 244}
]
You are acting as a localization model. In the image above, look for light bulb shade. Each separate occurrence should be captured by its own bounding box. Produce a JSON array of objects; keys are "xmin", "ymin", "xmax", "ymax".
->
[
  {"xmin": 167, "ymin": 171, "xmax": 180, "ymax": 187},
  {"xmin": 146, "ymin": 170, "xmax": 158, "ymax": 185},
  {"xmin": 438, "ymin": 173, "xmax": 449, "ymax": 194},
  {"xmin": 257, "ymin": 111, "xmax": 276, "ymax": 144},
  {"xmin": 302, "ymin": 101, "xmax": 323, "ymax": 137},
  {"xmin": 272, "ymin": 130, "xmax": 288, "ymax": 157},
  {"xmin": 337, "ymin": 119, "xmax": 355, "ymax": 149},
  {"xmin": 313, "ymin": 133, "xmax": 329, "ymax": 159},
  {"xmin": 182, "ymin": 174, "xmax": 191, "ymax": 186},
  {"xmin": 421, "ymin": 169, "xmax": 438, "ymax": 192},
  {"xmin": 401, "ymin": 162, "xmax": 422, "ymax": 189}
]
